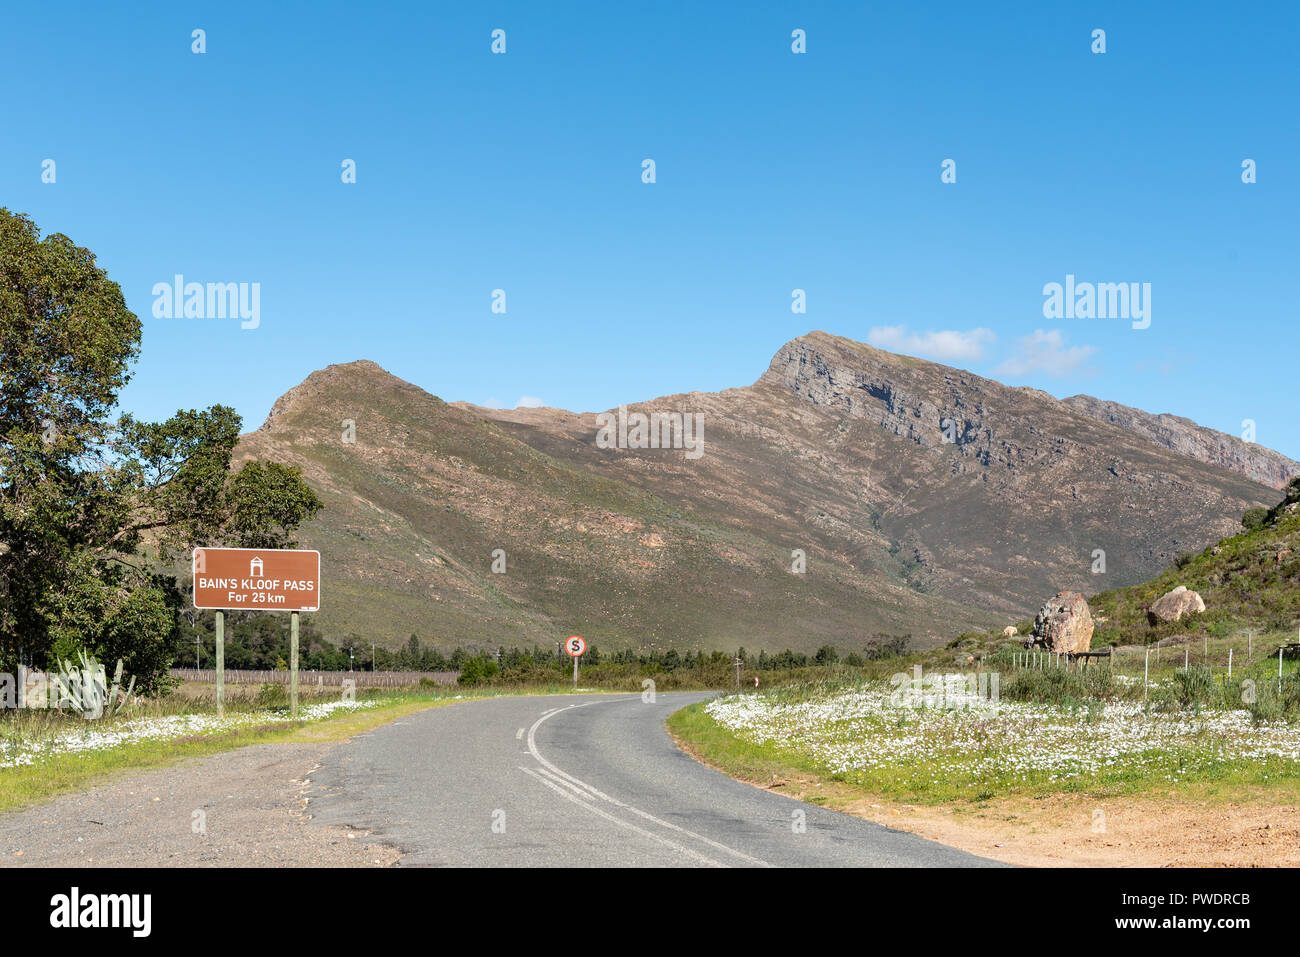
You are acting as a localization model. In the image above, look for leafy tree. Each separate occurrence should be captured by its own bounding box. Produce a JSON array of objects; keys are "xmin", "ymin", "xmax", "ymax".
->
[
  {"xmin": 814, "ymin": 644, "xmax": 839, "ymax": 665},
  {"xmin": 0, "ymin": 209, "xmax": 322, "ymax": 692},
  {"xmin": 457, "ymin": 654, "xmax": 499, "ymax": 686},
  {"xmin": 864, "ymin": 633, "xmax": 909, "ymax": 660}
]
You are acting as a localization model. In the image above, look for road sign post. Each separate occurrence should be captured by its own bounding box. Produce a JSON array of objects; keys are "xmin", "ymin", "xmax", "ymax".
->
[
  {"xmin": 215, "ymin": 611, "xmax": 225, "ymax": 717},
  {"xmin": 290, "ymin": 611, "xmax": 300, "ymax": 718},
  {"xmin": 565, "ymin": 636, "xmax": 586, "ymax": 689},
  {"xmin": 193, "ymin": 547, "xmax": 320, "ymax": 717}
]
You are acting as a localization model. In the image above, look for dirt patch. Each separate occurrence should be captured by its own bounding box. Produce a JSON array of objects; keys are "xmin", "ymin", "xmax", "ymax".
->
[{"xmin": 830, "ymin": 785, "xmax": 1300, "ymax": 867}]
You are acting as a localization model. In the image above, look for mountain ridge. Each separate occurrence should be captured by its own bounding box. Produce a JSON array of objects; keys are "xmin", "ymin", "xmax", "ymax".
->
[{"xmin": 234, "ymin": 332, "xmax": 1294, "ymax": 654}]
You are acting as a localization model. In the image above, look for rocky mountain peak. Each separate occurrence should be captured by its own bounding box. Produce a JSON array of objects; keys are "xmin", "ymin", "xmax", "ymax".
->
[{"xmin": 763, "ymin": 332, "xmax": 1299, "ymax": 489}]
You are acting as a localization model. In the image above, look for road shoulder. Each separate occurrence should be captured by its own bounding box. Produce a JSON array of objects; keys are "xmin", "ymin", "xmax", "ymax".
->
[
  {"xmin": 667, "ymin": 703, "xmax": 1300, "ymax": 867},
  {"xmin": 0, "ymin": 740, "xmax": 400, "ymax": 867}
]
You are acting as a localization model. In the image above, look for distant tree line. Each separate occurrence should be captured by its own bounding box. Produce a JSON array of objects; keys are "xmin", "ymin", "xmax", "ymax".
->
[{"xmin": 174, "ymin": 613, "xmax": 913, "ymax": 676}]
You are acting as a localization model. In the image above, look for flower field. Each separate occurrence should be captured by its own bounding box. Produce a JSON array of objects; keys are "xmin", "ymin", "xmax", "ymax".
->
[
  {"xmin": 0, "ymin": 700, "xmax": 376, "ymax": 770},
  {"xmin": 702, "ymin": 678, "xmax": 1300, "ymax": 800}
]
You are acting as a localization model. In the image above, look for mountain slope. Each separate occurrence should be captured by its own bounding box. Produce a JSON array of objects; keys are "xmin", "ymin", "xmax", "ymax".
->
[
  {"xmin": 1061, "ymin": 394, "xmax": 1294, "ymax": 490},
  {"xmin": 1089, "ymin": 478, "xmax": 1300, "ymax": 643},
  {"xmin": 234, "ymin": 333, "xmax": 1295, "ymax": 653}
]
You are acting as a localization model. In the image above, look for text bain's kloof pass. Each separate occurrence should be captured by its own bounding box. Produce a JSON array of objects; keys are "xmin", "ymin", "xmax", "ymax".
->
[{"xmin": 192, "ymin": 547, "xmax": 321, "ymax": 612}]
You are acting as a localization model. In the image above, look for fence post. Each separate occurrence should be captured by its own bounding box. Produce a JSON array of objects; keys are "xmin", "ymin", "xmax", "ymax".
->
[{"xmin": 1144, "ymin": 649, "xmax": 1149, "ymax": 705}]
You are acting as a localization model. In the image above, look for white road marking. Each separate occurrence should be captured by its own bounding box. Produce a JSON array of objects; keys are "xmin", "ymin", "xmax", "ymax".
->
[
  {"xmin": 525, "ymin": 699, "xmax": 773, "ymax": 868},
  {"xmin": 516, "ymin": 727, "xmax": 524, "ymax": 740},
  {"xmin": 520, "ymin": 767, "xmax": 724, "ymax": 867},
  {"xmin": 530, "ymin": 765, "xmax": 594, "ymax": 801}
]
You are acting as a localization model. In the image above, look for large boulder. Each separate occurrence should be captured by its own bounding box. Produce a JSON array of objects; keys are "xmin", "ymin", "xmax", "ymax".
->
[
  {"xmin": 1026, "ymin": 591, "xmax": 1094, "ymax": 653},
  {"xmin": 1002, "ymin": 625, "xmax": 1018, "ymax": 637},
  {"xmin": 1147, "ymin": 585, "xmax": 1205, "ymax": 625}
]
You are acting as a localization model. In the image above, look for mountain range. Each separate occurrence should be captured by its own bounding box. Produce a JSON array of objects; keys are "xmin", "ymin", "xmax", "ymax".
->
[{"xmin": 233, "ymin": 331, "xmax": 1297, "ymax": 653}]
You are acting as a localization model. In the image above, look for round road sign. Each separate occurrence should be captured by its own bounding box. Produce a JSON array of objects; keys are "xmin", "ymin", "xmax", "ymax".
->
[{"xmin": 565, "ymin": 635, "xmax": 586, "ymax": 657}]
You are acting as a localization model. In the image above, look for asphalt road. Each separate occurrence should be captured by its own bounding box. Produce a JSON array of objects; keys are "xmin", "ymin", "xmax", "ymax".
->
[{"xmin": 306, "ymin": 692, "xmax": 1000, "ymax": 867}]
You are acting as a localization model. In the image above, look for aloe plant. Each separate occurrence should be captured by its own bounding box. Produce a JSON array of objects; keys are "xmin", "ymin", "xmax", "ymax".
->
[{"xmin": 49, "ymin": 651, "xmax": 133, "ymax": 719}]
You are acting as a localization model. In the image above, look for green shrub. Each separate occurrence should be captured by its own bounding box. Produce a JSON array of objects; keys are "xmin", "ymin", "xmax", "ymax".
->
[
  {"xmin": 1001, "ymin": 667, "xmax": 1082, "ymax": 707},
  {"xmin": 1246, "ymin": 670, "xmax": 1300, "ymax": 725},
  {"xmin": 457, "ymin": 655, "xmax": 500, "ymax": 686},
  {"xmin": 256, "ymin": 683, "xmax": 287, "ymax": 708},
  {"xmin": 1171, "ymin": 666, "xmax": 1215, "ymax": 709},
  {"xmin": 1242, "ymin": 506, "xmax": 1269, "ymax": 531}
]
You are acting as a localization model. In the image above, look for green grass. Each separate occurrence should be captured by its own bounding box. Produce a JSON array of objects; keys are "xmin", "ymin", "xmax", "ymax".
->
[
  {"xmin": 668, "ymin": 674, "xmax": 1300, "ymax": 808},
  {"xmin": 1089, "ymin": 501, "xmax": 1300, "ymax": 643}
]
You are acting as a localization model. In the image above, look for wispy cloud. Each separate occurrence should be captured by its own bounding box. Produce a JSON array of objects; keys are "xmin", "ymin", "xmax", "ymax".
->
[
  {"xmin": 515, "ymin": 396, "xmax": 544, "ymax": 409},
  {"xmin": 867, "ymin": 325, "xmax": 996, "ymax": 363},
  {"xmin": 994, "ymin": 329, "xmax": 1098, "ymax": 378}
]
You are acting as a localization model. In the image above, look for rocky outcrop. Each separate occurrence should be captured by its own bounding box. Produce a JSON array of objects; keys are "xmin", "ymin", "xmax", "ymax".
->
[
  {"xmin": 1026, "ymin": 592, "xmax": 1094, "ymax": 653},
  {"xmin": 762, "ymin": 332, "xmax": 1299, "ymax": 489},
  {"xmin": 1062, "ymin": 395, "xmax": 1299, "ymax": 491},
  {"xmin": 1002, "ymin": 625, "xmax": 1018, "ymax": 637},
  {"xmin": 1147, "ymin": 585, "xmax": 1206, "ymax": 625}
]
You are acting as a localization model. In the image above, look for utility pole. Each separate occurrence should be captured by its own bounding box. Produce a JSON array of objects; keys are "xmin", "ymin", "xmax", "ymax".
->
[{"xmin": 733, "ymin": 657, "xmax": 742, "ymax": 690}]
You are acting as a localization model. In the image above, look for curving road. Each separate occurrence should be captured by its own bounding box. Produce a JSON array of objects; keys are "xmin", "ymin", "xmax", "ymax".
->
[{"xmin": 306, "ymin": 692, "xmax": 999, "ymax": 867}]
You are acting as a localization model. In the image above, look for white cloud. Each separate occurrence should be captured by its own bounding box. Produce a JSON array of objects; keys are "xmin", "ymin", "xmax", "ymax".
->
[
  {"xmin": 867, "ymin": 325, "xmax": 996, "ymax": 362},
  {"xmin": 994, "ymin": 329, "xmax": 1098, "ymax": 378},
  {"xmin": 515, "ymin": 396, "xmax": 544, "ymax": 408},
  {"xmin": 481, "ymin": 397, "xmax": 505, "ymax": 409}
]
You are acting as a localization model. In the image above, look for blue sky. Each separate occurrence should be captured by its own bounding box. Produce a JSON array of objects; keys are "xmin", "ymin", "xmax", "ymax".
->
[{"xmin": 5, "ymin": 1, "xmax": 1298, "ymax": 458}]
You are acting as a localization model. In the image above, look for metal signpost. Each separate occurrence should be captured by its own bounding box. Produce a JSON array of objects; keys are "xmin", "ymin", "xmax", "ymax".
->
[
  {"xmin": 565, "ymin": 635, "xmax": 586, "ymax": 688},
  {"xmin": 193, "ymin": 547, "xmax": 321, "ymax": 717}
]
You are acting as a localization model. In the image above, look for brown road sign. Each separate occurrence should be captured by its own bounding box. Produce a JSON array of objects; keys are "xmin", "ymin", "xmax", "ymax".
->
[{"xmin": 193, "ymin": 547, "xmax": 320, "ymax": 612}]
